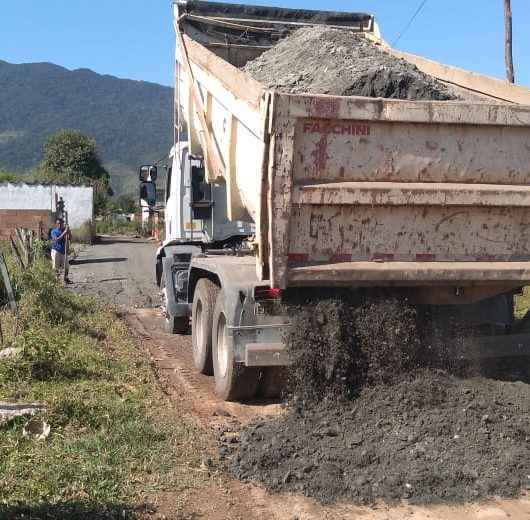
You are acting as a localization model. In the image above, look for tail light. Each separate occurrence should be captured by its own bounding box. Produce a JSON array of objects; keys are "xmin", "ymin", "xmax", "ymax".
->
[{"xmin": 254, "ymin": 286, "xmax": 282, "ymax": 301}]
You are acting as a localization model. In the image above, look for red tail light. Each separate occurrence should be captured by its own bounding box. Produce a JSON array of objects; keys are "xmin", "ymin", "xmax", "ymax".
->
[{"xmin": 254, "ymin": 286, "xmax": 282, "ymax": 301}]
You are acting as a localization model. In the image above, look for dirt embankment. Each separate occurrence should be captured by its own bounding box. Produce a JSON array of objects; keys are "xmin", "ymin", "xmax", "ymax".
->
[
  {"xmin": 243, "ymin": 26, "xmax": 459, "ymax": 100},
  {"xmin": 226, "ymin": 295, "xmax": 530, "ymax": 505}
]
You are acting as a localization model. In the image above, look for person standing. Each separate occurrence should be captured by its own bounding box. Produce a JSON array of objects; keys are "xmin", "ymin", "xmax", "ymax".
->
[{"xmin": 50, "ymin": 218, "xmax": 70, "ymax": 282}]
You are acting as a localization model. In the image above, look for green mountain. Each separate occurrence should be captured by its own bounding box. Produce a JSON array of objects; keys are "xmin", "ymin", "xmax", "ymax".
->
[{"xmin": 0, "ymin": 59, "xmax": 172, "ymax": 195}]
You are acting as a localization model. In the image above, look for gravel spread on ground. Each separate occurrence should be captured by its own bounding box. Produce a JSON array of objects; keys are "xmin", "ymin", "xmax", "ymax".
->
[
  {"xmin": 229, "ymin": 371, "xmax": 530, "ymax": 504},
  {"xmin": 243, "ymin": 26, "xmax": 459, "ymax": 100},
  {"xmin": 224, "ymin": 295, "xmax": 530, "ymax": 505}
]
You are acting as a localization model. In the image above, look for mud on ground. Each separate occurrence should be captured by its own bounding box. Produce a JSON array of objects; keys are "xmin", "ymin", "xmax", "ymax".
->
[
  {"xmin": 226, "ymin": 295, "xmax": 530, "ymax": 505},
  {"xmin": 243, "ymin": 26, "xmax": 459, "ymax": 100}
]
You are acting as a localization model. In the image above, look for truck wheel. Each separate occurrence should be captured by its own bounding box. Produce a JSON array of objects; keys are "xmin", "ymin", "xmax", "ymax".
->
[
  {"xmin": 155, "ymin": 258, "xmax": 163, "ymax": 287},
  {"xmin": 212, "ymin": 293, "xmax": 259, "ymax": 401},
  {"xmin": 192, "ymin": 279, "xmax": 219, "ymax": 375}
]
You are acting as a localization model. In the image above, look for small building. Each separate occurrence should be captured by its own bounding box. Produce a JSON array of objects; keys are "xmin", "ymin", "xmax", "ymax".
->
[{"xmin": 0, "ymin": 183, "xmax": 94, "ymax": 242}]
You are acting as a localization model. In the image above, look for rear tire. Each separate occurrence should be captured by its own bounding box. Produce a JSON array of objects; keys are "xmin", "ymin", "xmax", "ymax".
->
[
  {"xmin": 212, "ymin": 292, "xmax": 259, "ymax": 401},
  {"xmin": 192, "ymin": 279, "xmax": 219, "ymax": 375}
]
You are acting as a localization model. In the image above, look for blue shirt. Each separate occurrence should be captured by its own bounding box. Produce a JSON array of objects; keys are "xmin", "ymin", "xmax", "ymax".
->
[{"xmin": 51, "ymin": 228, "xmax": 66, "ymax": 254}]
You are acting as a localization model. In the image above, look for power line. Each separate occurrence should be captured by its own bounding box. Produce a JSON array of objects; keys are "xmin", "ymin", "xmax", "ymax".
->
[{"xmin": 392, "ymin": 0, "xmax": 429, "ymax": 47}]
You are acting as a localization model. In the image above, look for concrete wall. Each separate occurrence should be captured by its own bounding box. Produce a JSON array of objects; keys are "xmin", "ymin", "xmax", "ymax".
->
[{"xmin": 0, "ymin": 183, "xmax": 93, "ymax": 229}]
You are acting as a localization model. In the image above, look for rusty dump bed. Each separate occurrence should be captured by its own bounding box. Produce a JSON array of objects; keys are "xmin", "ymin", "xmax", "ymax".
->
[
  {"xmin": 174, "ymin": 1, "xmax": 530, "ymax": 298},
  {"xmin": 266, "ymin": 95, "xmax": 530, "ymax": 296}
]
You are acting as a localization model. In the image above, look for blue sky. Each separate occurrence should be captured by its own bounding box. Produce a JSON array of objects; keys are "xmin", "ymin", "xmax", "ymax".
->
[{"xmin": 1, "ymin": 1, "xmax": 529, "ymax": 88}]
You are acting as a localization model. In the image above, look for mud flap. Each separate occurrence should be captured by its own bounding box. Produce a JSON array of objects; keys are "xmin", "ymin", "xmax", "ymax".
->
[{"xmin": 162, "ymin": 257, "xmax": 189, "ymax": 319}]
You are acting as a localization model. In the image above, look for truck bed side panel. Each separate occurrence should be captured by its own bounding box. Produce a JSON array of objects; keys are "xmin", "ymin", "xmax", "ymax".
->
[
  {"xmin": 178, "ymin": 35, "xmax": 268, "ymax": 221},
  {"xmin": 294, "ymin": 120, "xmax": 530, "ymax": 185},
  {"xmin": 268, "ymin": 94, "xmax": 530, "ymax": 288}
]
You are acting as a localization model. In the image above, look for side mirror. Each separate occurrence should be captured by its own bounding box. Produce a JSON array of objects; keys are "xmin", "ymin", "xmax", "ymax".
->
[{"xmin": 140, "ymin": 165, "xmax": 157, "ymax": 182}]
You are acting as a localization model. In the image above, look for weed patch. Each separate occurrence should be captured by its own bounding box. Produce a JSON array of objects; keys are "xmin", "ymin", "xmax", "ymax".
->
[
  {"xmin": 95, "ymin": 219, "xmax": 141, "ymax": 236},
  {"xmin": 0, "ymin": 252, "xmax": 206, "ymax": 518}
]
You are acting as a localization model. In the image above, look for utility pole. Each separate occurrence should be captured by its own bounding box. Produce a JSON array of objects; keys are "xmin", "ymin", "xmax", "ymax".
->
[{"xmin": 504, "ymin": 0, "xmax": 515, "ymax": 83}]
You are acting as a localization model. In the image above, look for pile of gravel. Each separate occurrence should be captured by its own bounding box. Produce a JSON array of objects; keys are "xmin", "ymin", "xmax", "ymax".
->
[
  {"xmin": 224, "ymin": 295, "xmax": 530, "ymax": 504},
  {"xmin": 284, "ymin": 294, "xmax": 424, "ymax": 402},
  {"xmin": 243, "ymin": 26, "xmax": 459, "ymax": 100},
  {"xmin": 228, "ymin": 369, "xmax": 530, "ymax": 504}
]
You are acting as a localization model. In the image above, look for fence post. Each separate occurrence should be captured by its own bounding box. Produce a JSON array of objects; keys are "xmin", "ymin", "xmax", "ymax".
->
[{"xmin": 0, "ymin": 252, "xmax": 17, "ymax": 313}]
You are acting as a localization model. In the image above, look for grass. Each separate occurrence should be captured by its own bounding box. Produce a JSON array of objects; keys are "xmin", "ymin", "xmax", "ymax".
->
[
  {"xmin": 70, "ymin": 221, "xmax": 95, "ymax": 244},
  {"xmin": 0, "ymin": 169, "xmax": 21, "ymax": 183},
  {"xmin": 95, "ymin": 217, "xmax": 163, "ymax": 239},
  {"xmin": 0, "ymin": 251, "xmax": 206, "ymax": 519},
  {"xmin": 95, "ymin": 219, "xmax": 141, "ymax": 236}
]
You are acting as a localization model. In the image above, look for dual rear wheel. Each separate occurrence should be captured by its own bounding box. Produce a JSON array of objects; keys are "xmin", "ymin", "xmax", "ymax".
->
[{"xmin": 191, "ymin": 279, "xmax": 262, "ymax": 401}]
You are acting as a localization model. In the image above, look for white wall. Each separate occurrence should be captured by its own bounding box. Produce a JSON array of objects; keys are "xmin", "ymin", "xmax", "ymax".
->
[{"xmin": 0, "ymin": 183, "xmax": 93, "ymax": 229}]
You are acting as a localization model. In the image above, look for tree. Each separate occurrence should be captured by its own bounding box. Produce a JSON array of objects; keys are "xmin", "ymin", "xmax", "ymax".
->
[
  {"xmin": 37, "ymin": 130, "xmax": 111, "ymax": 192},
  {"xmin": 0, "ymin": 169, "xmax": 20, "ymax": 183}
]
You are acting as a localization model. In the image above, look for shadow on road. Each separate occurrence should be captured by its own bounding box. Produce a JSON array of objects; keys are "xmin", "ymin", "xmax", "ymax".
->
[
  {"xmin": 71, "ymin": 257, "xmax": 128, "ymax": 265},
  {"xmin": 0, "ymin": 501, "xmax": 149, "ymax": 520},
  {"xmin": 94, "ymin": 236, "xmax": 148, "ymax": 245}
]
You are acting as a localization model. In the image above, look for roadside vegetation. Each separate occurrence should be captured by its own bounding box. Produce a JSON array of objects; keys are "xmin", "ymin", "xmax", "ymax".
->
[
  {"xmin": 0, "ymin": 247, "xmax": 206, "ymax": 519},
  {"xmin": 0, "ymin": 168, "xmax": 21, "ymax": 183},
  {"xmin": 94, "ymin": 193, "xmax": 158, "ymax": 238},
  {"xmin": 95, "ymin": 219, "xmax": 141, "ymax": 236},
  {"xmin": 95, "ymin": 193, "xmax": 141, "ymax": 237}
]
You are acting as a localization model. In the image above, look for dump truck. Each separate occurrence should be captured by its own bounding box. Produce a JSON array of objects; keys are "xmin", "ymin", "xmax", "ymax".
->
[{"xmin": 151, "ymin": 0, "xmax": 530, "ymax": 401}]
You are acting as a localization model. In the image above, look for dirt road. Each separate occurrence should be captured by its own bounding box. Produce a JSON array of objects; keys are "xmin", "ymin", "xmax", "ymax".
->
[
  {"xmin": 70, "ymin": 235, "xmax": 159, "ymax": 308},
  {"xmin": 70, "ymin": 236, "xmax": 530, "ymax": 520}
]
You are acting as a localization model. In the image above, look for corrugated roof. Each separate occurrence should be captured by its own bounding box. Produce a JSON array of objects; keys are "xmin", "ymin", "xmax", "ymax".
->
[{"xmin": 0, "ymin": 181, "xmax": 92, "ymax": 188}]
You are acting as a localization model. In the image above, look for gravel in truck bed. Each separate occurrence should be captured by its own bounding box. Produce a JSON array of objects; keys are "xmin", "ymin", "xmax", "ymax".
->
[
  {"xmin": 243, "ymin": 26, "xmax": 459, "ymax": 100},
  {"xmin": 224, "ymin": 296, "xmax": 530, "ymax": 505}
]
